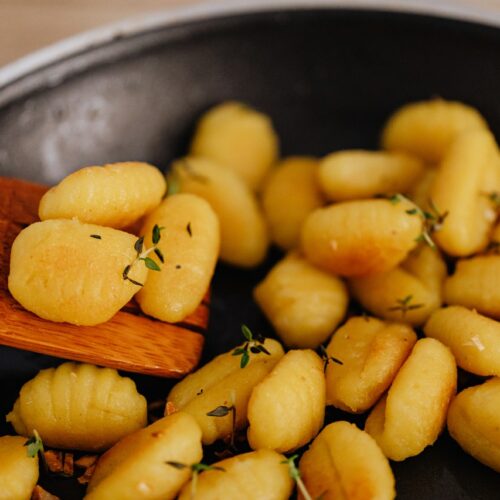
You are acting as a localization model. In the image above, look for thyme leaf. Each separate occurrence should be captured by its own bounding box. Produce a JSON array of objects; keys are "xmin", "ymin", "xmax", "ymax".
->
[
  {"xmin": 388, "ymin": 294, "xmax": 424, "ymax": 316},
  {"xmin": 90, "ymin": 234, "xmax": 101, "ymax": 240},
  {"xmin": 231, "ymin": 325, "xmax": 270, "ymax": 368},
  {"xmin": 281, "ymin": 455, "xmax": 313, "ymax": 500},
  {"xmin": 319, "ymin": 345, "xmax": 343, "ymax": 372},
  {"xmin": 24, "ymin": 430, "xmax": 44, "ymax": 458}
]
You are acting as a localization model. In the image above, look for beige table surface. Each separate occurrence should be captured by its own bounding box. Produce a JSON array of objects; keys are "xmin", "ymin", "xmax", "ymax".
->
[{"xmin": 1, "ymin": 0, "xmax": 500, "ymax": 69}]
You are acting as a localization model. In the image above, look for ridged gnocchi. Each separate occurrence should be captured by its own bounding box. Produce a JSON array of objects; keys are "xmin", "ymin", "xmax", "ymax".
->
[
  {"xmin": 301, "ymin": 198, "xmax": 422, "ymax": 276},
  {"xmin": 424, "ymin": 306, "xmax": 500, "ymax": 377},
  {"xmin": 86, "ymin": 412, "xmax": 202, "ymax": 500},
  {"xmin": 325, "ymin": 317, "xmax": 417, "ymax": 413},
  {"xmin": 247, "ymin": 350, "xmax": 325, "ymax": 453},
  {"xmin": 136, "ymin": 194, "xmax": 219, "ymax": 323},
  {"xmin": 430, "ymin": 129, "xmax": 498, "ymax": 256},
  {"xmin": 299, "ymin": 422, "xmax": 395, "ymax": 500},
  {"xmin": 174, "ymin": 157, "xmax": 269, "ymax": 267},
  {"xmin": 349, "ymin": 245, "xmax": 447, "ymax": 326},
  {"xmin": 8, "ymin": 219, "xmax": 148, "ymax": 326},
  {"xmin": 0, "ymin": 436, "xmax": 39, "ymax": 500},
  {"xmin": 167, "ymin": 339, "xmax": 284, "ymax": 445},
  {"xmin": 7, "ymin": 362, "xmax": 147, "ymax": 451},
  {"xmin": 381, "ymin": 99, "xmax": 488, "ymax": 163},
  {"xmin": 261, "ymin": 156, "xmax": 324, "ymax": 250},
  {"xmin": 38, "ymin": 162, "xmax": 166, "ymax": 228},
  {"xmin": 178, "ymin": 450, "xmax": 293, "ymax": 500},
  {"xmin": 318, "ymin": 150, "xmax": 424, "ymax": 201},
  {"xmin": 254, "ymin": 253, "xmax": 348, "ymax": 348},
  {"xmin": 190, "ymin": 101, "xmax": 279, "ymax": 190},
  {"xmin": 365, "ymin": 338, "xmax": 456, "ymax": 461},
  {"xmin": 444, "ymin": 256, "xmax": 500, "ymax": 320},
  {"xmin": 447, "ymin": 378, "xmax": 500, "ymax": 473}
]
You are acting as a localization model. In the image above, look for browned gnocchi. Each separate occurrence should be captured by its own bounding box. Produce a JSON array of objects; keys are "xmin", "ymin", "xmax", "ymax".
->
[
  {"xmin": 38, "ymin": 162, "xmax": 166, "ymax": 228},
  {"xmin": 7, "ymin": 362, "xmax": 147, "ymax": 451},
  {"xmin": 325, "ymin": 317, "xmax": 417, "ymax": 413},
  {"xmin": 365, "ymin": 338, "xmax": 456, "ymax": 461},
  {"xmin": 301, "ymin": 198, "xmax": 422, "ymax": 276},
  {"xmin": 247, "ymin": 349, "xmax": 325, "ymax": 453},
  {"xmin": 254, "ymin": 253, "xmax": 348, "ymax": 348},
  {"xmin": 8, "ymin": 219, "xmax": 148, "ymax": 326},
  {"xmin": 424, "ymin": 306, "xmax": 500, "ymax": 377},
  {"xmin": 261, "ymin": 156, "xmax": 324, "ymax": 250},
  {"xmin": 166, "ymin": 338, "xmax": 284, "ymax": 445},
  {"xmin": 136, "ymin": 193, "xmax": 219, "ymax": 323},
  {"xmin": 318, "ymin": 150, "xmax": 424, "ymax": 201},
  {"xmin": 447, "ymin": 378, "xmax": 500, "ymax": 473},
  {"xmin": 300, "ymin": 421, "xmax": 395, "ymax": 500},
  {"xmin": 190, "ymin": 101, "xmax": 279, "ymax": 190}
]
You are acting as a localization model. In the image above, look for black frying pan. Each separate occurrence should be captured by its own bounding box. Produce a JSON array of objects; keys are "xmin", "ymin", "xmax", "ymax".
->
[{"xmin": 0, "ymin": 3, "xmax": 499, "ymax": 498}]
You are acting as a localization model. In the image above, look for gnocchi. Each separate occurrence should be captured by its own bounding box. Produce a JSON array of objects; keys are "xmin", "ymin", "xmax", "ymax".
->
[
  {"xmin": 136, "ymin": 193, "xmax": 219, "ymax": 323},
  {"xmin": 349, "ymin": 244, "xmax": 447, "ymax": 326},
  {"xmin": 299, "ymin": 421, "xmax": 395, "ymax": 500},
  {"xmin": 8, "ymin": 219, "xmax": 148, "ymax": 326},
  {"xmin": 178, "ymin": 449, "xmax": 293, "ymax": 500},
  {"xmin": 174, "ymin": 157, "xmax": 269, "ymax": 267},
  {"xmin": 301, "ymin": 198, "xmax": 422, "ymax": 276},
  {"xmin": 247, "ymin": 349, "xmax": 325, "ymax": 453},
  {"xmin": 381, "ymin": 98, "xmax": 488, "ymax": 163},
  {"xmin": 7, "ymin": 362, "xmax": 147, "ymax": 451},
  {"xmin": 190, "ymin": 101, "xmax": 279, "ymax": 190},
  {"xmin": 254, "ymin": 253, "xmax": 348, "ymax": 348},
  {"xmin": 38, "ymin": 162, "xmax": 166, "ymax": 229},
  {"xmin": 167, "ymin": 338, "xmax": 284, "ymax": 445},
  {"xmin": 262, "ymin": 156, "xmax": 324, "ymax": 250},
  {"xmin": 318, "ymin": 150, "xmax": 424, "ymax": 201},
  {"xmin": 325, "ymin": 317, "xmax": 417, "ymax": 413},
  {"xmin": 0, "ymin": 436, "xmax": 39, "ymax": 500},
  {"xmin": 87, "ymin": 412, "xmax": 202, "ymax": 500},
  {"xmin": 424, "ymin": 306, "xmax": 500, "ymax": 377},
  {"xmin": 365, "ymin": 338, "xmax": 456, "ymax": 461},
  {"xmin": 447, "ymin": 378, "xmax": 500, "ymax": 473}
]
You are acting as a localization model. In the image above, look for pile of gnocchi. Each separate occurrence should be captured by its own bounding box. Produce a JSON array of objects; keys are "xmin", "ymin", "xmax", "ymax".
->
[{"xmin": 3, "ymin": 97, "xmax": 500, "ymax": 499}]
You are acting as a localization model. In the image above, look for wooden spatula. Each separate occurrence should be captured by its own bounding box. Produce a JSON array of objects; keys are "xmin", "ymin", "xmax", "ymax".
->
[{"xmin": 0, "ymin": 176, "xmax": 207, "ymax": 378}]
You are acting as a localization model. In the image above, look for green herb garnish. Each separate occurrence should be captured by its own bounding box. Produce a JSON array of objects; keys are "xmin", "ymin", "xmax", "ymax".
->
[
  {"xmin": 281, "ymin": 454, "xmax": 313, "ymax": 500},
  {"xmin": 90, "ymin": 234, "xmax": 102, "ymax": 240},
  {"xmin": 231, "ymin": 325, "xmax": 270, "ymax": 369},
  {"xmin": 388, "ymin": 294, "xmax": 424, "ymax": 316},
  {"xmin": 166, "ymin": 461, "xmax": 225, "ymax": 499},
  {"xmin": 187, "ymin": 222, "xmax": 192, "ymax": 237},
  {"xmin": 319, "ymin": 345, "xmax": 343, "ymax": 372},
  {"xmin": 206, "ymin": 404, "xmax": 237, "ymax": 449},
  {"xmin": 24, "ymin": 429, "xmax": 44, "ymax": 458}
]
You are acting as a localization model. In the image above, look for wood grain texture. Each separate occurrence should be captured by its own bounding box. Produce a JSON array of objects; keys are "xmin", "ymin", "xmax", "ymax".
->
[{"xmin": 0, "ymin": 176, "xmax": 206, "ymax": 377}]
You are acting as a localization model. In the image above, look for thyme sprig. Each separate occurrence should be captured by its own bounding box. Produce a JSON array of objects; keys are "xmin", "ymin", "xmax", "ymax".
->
[
  {"xmin": 281, "ymin": 454, "xmax": 313, "ymax": 500},
  {"xmin": 389, "ymin": 194, "xmax": 448, "ymax": 249},
  {"xmin": 166, "ymin": 461, "xmax": 225, "ymax": 499},
  {"xmin": 388, "ymin": 294, "xmax": 424, "ymax": 316},
  {"xmin": 206, "ymin": 404, "xmax": 237, "ymax": 449},
  {"xmin": 232, "ymin": 325, "xmax": 270, "ymax": 368},
  {"xmin": 319, "ymin": 345, "xmax": 343, "ymax": 372},
  {"xmin": 122, "ymin": 224, "xmax": 164, "ymax": 286},
  {"xmin": 24, "ymin": 429, "xmax": 49, "ymax": 472}
]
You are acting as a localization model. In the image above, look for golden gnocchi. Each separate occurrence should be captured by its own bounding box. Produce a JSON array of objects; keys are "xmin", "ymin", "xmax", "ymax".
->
[
  {"xmin": 7, "ymin": 362, "xmax": 147, "ymax": 451},
  {"xmin": 299, "ymin": 421, "xmax": 395, "ymax": 500},
  {"xmin": 301, "ymin": 198, "xmax": 422, "ymax": 276},
  {"xmin": 247, "ymin": 349, "xmax": 325, "ymax": 453},
  {"xmin": 136, "ymin": 193, "xmax": 219, "ymax": 323},
  {"xmin": 381, "ymin": 98, "xmax": 488, "ymax": 163},
  {"xmin": 365, "ymin": 338, "xmax": 456, "ymax": 461},
  {"xmin": 178, "ymin": 449, "xmax": 293, "ymax": 500},
  {"xmin": 447, "ymin": 378, "xmax": 500, "ymax": 473},
  {"xmin": 0, "ymin": 436, "xmax": 39, "ymax": 500},
  {"xmin": 444, "ymin": 256, "xmax": 500, "ymax": 320},
  {"xmin": 325, "ymin": 317, "xmax": 417, "ymax": 413},
  {"xmin": 318, "ymin": 150, "xmax": 424, "ymax": 201},
  {"xmin": 349, "ymin": 244, "xmax": 447, "ymax": 326},
  {"xmin": 86, "ymin": 412, "xmax": 202, "ymax": 500},
  {"xmin": 261, "ymin": 156, "xmax": 324, "ymax": 250},
  {"xmin": 166, "ymin": 338, "xmax": 284, "ymax": 445},
  {"xmin": 174, "ymin": 157, "xmax": 269, "ymax": 268},
  {"xmin": 430, "ymin": 129, "xmax": 498, "ymax": 256},
  {"xmin": 424, "ymin": 306, "xmax": 500, "ymax": 377},
  {"xmin": 8, "ymin": 219, "xmax": 148, "ymax": 326},
  {"xmin": 254, "ymin": 253, "xmax": 348, "ymax": 348},
  {"xmin": 190, "ymin": 101, "xmax": 279, "ymax": 190},
  {"xmin": 38, "ymin": 162, "xmax": 166, "ymax": 229}
]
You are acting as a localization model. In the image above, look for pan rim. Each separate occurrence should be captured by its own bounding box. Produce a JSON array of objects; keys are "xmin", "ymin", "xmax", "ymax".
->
[{"xmin": 1, "ymin": 0, "xmax": 500, "ymax": 89}]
